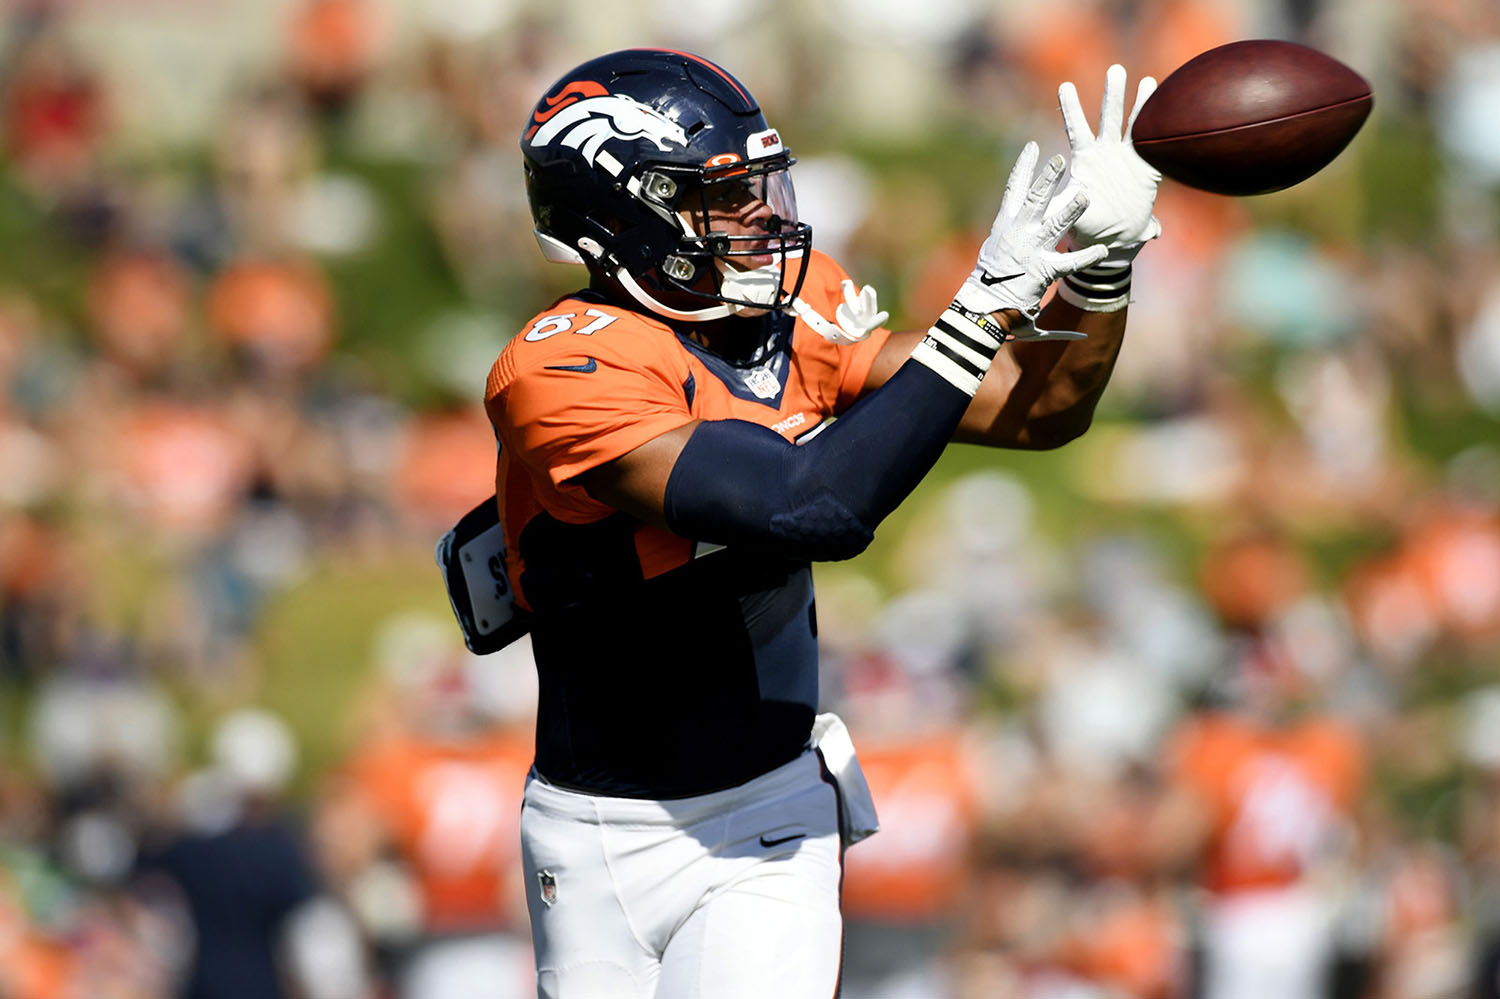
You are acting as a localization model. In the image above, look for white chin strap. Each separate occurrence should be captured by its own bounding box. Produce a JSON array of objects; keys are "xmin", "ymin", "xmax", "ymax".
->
[
  {"xmin": 614, "ymin": 268, "xmax": 734, "ymax": 321},
  {"xmin": 612, "ymin": 260, "xmax": 789, "ymax": 323},
  {"xmin": 716, "ymin": 261, "xmax": 785, "ymax": 312}
]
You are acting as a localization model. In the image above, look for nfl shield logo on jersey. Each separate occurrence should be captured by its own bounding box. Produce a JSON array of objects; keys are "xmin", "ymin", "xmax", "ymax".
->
[
  {"xmin": 743, "ymin": 365, "xmax": 780, "ymax": 400},
  {"xmin": 538, "ymin": 870, "xmax": 559, "ymax": 906}
]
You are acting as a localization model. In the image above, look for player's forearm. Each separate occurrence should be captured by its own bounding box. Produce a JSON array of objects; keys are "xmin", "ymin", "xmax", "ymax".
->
[
  {"xmin": 954, "ymin": 297, "xmax": 1126, "ymax": 448},
  {"xmin": 952, "ymin": 56, "xmax": 1159, "ymax": 449},
  {"xmin": 665, "ymin": 358, "xmax": 978, "ymax": 561}
]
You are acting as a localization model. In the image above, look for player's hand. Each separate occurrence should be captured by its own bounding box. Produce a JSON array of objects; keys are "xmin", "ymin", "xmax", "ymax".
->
[
  {"xmin": 1057, "ymin": 64, "xmax": 1162, "ymax": 264},
  {"xmin": 833, "ymin": 279, "xmax": 888, "ymax": 343},
  {"xmin": 954, "ymin": 141, "xmax": 1109, "ymax": 324},
  {"xmin": 791, "ymin": 279, "xmax": 888, "ymax": 344}
]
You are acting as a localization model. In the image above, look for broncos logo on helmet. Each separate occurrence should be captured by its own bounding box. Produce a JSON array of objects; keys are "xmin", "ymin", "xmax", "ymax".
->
[{"xmin": 526, "ymin": 87, "xmax": 689, "ymax": 169}]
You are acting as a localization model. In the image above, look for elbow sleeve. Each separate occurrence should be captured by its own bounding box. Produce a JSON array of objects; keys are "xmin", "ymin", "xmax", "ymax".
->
[
  {"xmin": 663, "ymin": 360, "xmax": 973, "ymax": 561},
  {"xmin": 664, "ymin": 419, "xmax": 875, "ymax": 561}
]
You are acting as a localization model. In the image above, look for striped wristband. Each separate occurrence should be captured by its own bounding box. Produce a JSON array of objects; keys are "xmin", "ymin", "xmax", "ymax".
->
[
  {"xmin": 910, "ymin": 300, "xmax": 1008, "ymax": 396},
  {"xmin": 1057, "ymin": 264, "xmax": 1132, "ymax": 312}
]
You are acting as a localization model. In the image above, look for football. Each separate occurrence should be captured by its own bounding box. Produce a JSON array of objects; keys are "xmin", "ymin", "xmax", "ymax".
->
[{"xmin": 1130, "ymin": 39, "xmax": 1373, "ymax": 196}]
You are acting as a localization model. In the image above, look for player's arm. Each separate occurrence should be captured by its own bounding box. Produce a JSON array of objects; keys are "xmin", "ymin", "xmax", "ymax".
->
[
  {"xmin": 580, "ymin": 147, "xmax": 1107, "ymax": 561},
  {"xmin": 862, "ymin": 64, "xmax": 1161, "ymax": 450},
  {"xmin": 861, "ymin": 297, "xmax": 1126, "ymax": 449}
]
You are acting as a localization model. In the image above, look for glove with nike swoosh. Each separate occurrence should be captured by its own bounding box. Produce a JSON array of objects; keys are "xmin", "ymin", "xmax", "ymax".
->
[
  {"xmin": 911, "ymin": 144, "xmax": 1108, "ymax": 395},
  {"xmin": 954, "ymin": 142, "xmax": 1109, "ymax": 328},
  {"xmin": 1055, "ymin": 64, "xmax": 1162, "ymax": 311}
]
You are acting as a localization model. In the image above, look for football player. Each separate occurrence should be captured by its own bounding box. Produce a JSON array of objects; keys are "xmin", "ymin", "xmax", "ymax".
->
[
  {"xmin": 468, "ymin": 49, "xmax": 1161, "ymax": 997},
  {"xmin": 1157, "ymin": 532, "xmax": 1370, "ymax": 999},
  {"xmin": 316, "ymin": 617, "xmax": 536, "ymax": 999}
]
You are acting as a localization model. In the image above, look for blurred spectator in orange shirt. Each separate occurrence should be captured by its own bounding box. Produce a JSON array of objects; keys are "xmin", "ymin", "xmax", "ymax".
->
[
  {"xmin": 208, "ymin": 257, "xmax": 336, "ymax": 380},
  {"xmin": 316, "ymin": 613, "xmax": 536, "ymax": 999},
  {"xmin": 1153, "ymin": 530, "xmax": 1371, "ymax": 999},
  {"xmin": 834, "ymin": 589, "xmax": 995, "ymax": 999},
  {"xmin": 86, "ymin": 248, "xmax": 194, "ymax": 382},
  {"xmin": 391, "ymin": 407, "xmax": 500, "ymax": 532},
  {"xmin": 106, "ymin": 400, "xmax": 256, "ymax": 537},
  {"xmin": 286, "ymin": 0, "xmax": 387, "ymax": 116},
  {"xmin": 1056, "ymin": 876, "xmax": 1184, "ymax": 999},
  {"xmin": 1345, "ymin": 496, "xmax": 1500, "ymax": 677}
]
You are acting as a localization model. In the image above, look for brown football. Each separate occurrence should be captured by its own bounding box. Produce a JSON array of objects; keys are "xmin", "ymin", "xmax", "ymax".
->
[{"xmin": 1131, "ymin": 39, "xmax": 1373, "ymax": 196}]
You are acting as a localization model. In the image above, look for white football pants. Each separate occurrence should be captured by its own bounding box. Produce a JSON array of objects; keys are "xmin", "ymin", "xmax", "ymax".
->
[
  {"xmin": 519, "ymin": 748, "xmax": 845, "ymax": 998},
  {"xmin": 398, "ymin": 932, "xmax": 534, "ymax": 999},
  {"xmin": 1201, "ymin": 885, "xmax": 1337, "ymax": 999}
]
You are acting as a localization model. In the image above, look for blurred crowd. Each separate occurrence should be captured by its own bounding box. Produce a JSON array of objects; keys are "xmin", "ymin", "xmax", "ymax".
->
[{"xmin": 1, "ymin": 0, "xmax": 1499, "ymax": 997}]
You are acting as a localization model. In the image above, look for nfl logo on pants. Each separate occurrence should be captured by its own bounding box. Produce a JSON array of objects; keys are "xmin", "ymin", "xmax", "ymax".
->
[{"xmin": 538, "ymin": 870, "xmax": 558, "ymax": 907}]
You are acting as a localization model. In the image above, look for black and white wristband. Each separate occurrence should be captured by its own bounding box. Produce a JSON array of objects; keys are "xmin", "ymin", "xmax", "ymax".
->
[
  {"xmin": 1057, "ymin": 263, "xmax": 1133, "ymax": 312},
  {"xmin": 910, "ymin": 300, "xmax": 1008, "ymax": 396}
]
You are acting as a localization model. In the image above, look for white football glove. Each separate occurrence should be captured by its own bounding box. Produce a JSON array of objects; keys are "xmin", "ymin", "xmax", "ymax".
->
[
  {"xmin": 954, "ymin": 141, "xmax": 1108, "ymax": 330},
  {"xmin": 1055, "ymin": 64, "xmax": 1162, "ymax": 310},
  {"xmin": 835, "ymin": 279, "xmax": 889, "ymax": 342},
  {"xmin": 791, "ymin": 279, "xmax": 889, "ymax": 345},
  {"xmin": 913, "ymin": 145, "xmax": 1107, "ymax": 394}
]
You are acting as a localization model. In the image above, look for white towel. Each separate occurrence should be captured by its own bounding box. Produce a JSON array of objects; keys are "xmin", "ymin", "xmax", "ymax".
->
[{"xmin": 810, "ymin": 712, "xmax": 880, "ymax": 847}]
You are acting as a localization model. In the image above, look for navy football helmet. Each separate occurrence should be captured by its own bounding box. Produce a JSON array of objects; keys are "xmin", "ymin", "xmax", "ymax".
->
[{"xmin": 521, "ymin": 48, "xmax": 812, "ymax": 322}]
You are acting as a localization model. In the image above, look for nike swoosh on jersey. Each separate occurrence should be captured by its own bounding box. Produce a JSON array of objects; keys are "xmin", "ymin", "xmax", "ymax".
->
[
  {"xmin": 978, "ymin": 271, "xmax": 1026, "ymax": 286},
  {"xmin": 758, "ymin": 832, "xmax": 806, "ymax": 848},
  {"xmin": 543, "ymin": 357, "xmax": 598, "ymax": 373}
]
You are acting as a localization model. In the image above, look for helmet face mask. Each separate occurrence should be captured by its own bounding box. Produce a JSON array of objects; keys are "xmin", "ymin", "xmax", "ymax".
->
[
  {"xmin": 521, "ymin": 49, "xmax": 812, "ymax": 322},
  {"xmin": 655, "ymin": 160, "xmax": 807, "ymax": 311}
]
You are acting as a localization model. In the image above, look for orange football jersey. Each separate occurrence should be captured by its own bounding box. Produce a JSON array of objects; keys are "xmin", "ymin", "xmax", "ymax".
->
[
  {"xmin": 841, "ymin": 732, "xmax": 984, "ymax": 922},
  {"xmin": 1060, "ymin": 886, "xmax": 1182, "ymax": 999},
  {"xmin": 0, "ymin": 933, "xmax": 72, "ymax": 999},
  {"xmin": 345, "ymin": 730, "xmax": 534, "ymax": 933},
  {"xmin": 1166, "ymin": 711, "xmax": 1365, "ymax": 896},
  {"xmin": 484, "ymin": 250, "xmax": 890, "ymax": 611}
]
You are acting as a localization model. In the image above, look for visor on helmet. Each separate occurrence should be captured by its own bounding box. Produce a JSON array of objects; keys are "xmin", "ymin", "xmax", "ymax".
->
[{"xmin": 628, "ymin": 157, "xmax": 811, "ymax": 315}]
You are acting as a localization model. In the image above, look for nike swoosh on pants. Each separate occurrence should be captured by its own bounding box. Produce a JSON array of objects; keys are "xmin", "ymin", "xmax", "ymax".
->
[{"xmin": 759, "ymin": 832, "xmax": 806, "ymax": 848}]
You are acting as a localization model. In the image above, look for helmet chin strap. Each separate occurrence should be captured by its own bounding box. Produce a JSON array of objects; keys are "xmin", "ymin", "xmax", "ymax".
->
[
  {"xmin": 716, "ymin": 260, "xmax": 785, "ymax": 314},
  {"xmin": 612, "ymin": 260, "xmax": 789, "ymax": 323},
  {"xmin": 613, "ymin": 267, "xmax": 735, "ymax": 322}
]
